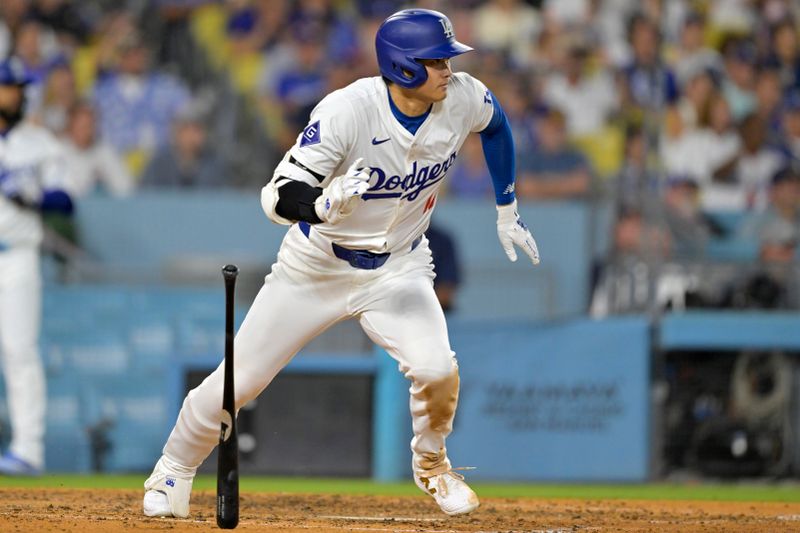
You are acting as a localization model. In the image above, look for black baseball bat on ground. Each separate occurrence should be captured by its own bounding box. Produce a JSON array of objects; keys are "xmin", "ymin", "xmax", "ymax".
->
[{"xmin": 217, "ymin": 264, "xmax": 239, "ymax": 529}]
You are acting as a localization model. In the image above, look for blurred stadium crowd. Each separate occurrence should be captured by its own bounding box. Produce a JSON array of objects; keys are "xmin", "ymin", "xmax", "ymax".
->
[{"xmin": 3, "ymin": 0, "xmax": 800, "ymax": 312}]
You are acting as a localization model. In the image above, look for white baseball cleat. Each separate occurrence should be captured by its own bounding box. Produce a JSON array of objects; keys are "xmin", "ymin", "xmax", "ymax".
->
[
  {"xmin": 143, "ymin": 457, "xmax": 194, "ymax": 518},
  {"xmin": 414, "ymin": 469, "xmax": 480, "ymax": 516}
]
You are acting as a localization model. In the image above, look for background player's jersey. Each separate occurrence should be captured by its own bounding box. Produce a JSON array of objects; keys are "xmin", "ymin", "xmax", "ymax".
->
[
  {"xmin": 275, "ymin": 72, "xmax": 494, "ymax": 253},
  {"xmin": 0, "ymin": 122, "xmax": 66, "ymax": 248}
]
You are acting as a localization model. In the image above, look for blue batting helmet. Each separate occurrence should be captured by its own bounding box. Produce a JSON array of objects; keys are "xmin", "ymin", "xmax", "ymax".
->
[
  {"xmin": 375, "ymin": 9, "xmax": 473, "ymax": 89},
  {"xmin": 0, "ymin": 57, "xmax": 33, "ymax": 86}
]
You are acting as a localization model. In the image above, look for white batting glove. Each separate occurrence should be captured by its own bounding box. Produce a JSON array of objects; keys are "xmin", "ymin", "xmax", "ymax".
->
[
  {"xmin": 315, "ymin": 158, "xmax": 371, "ymax": 224},
  {"xmin": 496, "ymin": 200, "xmax": 540, "ymax": 265}
]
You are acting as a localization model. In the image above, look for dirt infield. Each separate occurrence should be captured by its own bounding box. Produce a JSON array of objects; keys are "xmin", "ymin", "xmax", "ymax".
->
[{"xmin": 2, "ymin": 488, "xmax": 800, "ymax": 532}]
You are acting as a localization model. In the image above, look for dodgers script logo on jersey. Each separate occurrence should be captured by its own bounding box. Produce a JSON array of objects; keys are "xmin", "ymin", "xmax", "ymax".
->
[{"xmin": 362, "ymin": 152, "xmax": 457, "ymax": 201}]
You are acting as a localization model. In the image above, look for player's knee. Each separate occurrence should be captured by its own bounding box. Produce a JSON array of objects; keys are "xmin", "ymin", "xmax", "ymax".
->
[{"xmin": 407, "ymin": 350, "xmax": 458, "ymax": 384}]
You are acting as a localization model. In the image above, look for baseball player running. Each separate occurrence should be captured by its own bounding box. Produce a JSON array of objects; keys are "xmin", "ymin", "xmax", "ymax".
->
[
  {"xmin": 0, "ymin": 57, "xmax": 73, "ymax": 475},
  {"xmin": 144, "ymin": 9, "xmax": 539, "ymax": 517}
]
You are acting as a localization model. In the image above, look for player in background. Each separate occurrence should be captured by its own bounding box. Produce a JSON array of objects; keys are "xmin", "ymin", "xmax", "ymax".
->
[
  {"xmin": 143, "ymin": 9, "xmax": 539, "ymax": 517},
  {"xmin": 0, "ymin": 57, "xmax": 73, "ymax": 475}
]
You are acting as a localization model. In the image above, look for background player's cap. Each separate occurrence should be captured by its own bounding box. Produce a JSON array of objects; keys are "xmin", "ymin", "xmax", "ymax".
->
[
  {"xmin": 375, "ymin": 9, "xmax": 473, "ymax": 89},
  {"xmin": 0, "ymin": 57, "xmax": 33, "ymax": 87}
]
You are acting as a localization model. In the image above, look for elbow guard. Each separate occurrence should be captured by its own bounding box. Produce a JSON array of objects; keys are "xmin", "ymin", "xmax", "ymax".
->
[{"xmin": 260, "ymin": 179, "xmax": 294, "ymax": 226}]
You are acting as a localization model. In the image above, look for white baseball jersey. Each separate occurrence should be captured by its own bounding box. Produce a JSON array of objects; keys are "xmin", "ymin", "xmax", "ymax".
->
[
  {"xmin": 274, "ymin": 72, "xmax": 495, "ymax": 253},
  {"xmin": 0, "ymin": 122, "xmax": 65, "ymax": 249}
]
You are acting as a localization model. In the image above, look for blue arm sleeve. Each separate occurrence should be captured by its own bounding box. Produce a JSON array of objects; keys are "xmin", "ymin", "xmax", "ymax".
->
[
  {"xmin": 40, "ymin": 189, "xmax": 74, "ymax": 215},
  {"xmin": 479, "ymin": 91, "xmax": 516, "ymax": 205}
]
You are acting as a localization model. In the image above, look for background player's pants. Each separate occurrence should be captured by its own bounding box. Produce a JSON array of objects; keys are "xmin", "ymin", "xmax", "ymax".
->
[
  {"xmin": 0, "ymin": 247, "xmax": 45, "ymax": 468},
  {"xmin": 163, "ymin": 225, "xmax": 459, "ymax": 476}
]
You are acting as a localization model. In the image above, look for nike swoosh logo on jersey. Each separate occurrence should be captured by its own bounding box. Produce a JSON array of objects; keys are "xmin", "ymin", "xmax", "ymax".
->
[{"xmin": 371, "ymin": 137, "xmax": 391, "ymax": 145}]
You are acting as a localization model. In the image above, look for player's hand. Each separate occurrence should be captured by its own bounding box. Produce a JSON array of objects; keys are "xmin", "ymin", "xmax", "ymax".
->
[
  {"xmin": 496, "ymin": 200, "xmax": 540, "ymax": 265},
  {"xmin": 315, "ymin": 158, "xmax": 370, "ymax": 224}
]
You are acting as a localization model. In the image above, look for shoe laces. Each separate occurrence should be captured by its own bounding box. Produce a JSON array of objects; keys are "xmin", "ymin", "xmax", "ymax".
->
[{"xmin": 429, "ymin": 467, "xmax": 476, "ymax": 498}]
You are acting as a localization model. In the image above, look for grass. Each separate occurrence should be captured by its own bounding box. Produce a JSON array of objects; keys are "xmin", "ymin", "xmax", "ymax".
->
[{"xmin": 1, "ymin": 475, "xmax": 799, "ymax": 502}]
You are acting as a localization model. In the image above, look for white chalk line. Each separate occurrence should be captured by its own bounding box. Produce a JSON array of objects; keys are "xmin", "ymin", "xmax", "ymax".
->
[
  {"xmin": 317, "ymin": 514, "xmax": 444, "ymax": 522},
  {"xmin": 295, "ymin": 526, "xmax": 457, "ymax": 533}
]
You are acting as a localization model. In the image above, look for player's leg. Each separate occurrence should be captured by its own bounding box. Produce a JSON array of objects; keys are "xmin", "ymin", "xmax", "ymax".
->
[
  {"xmin": 0, "ymin": 248, "xmax": 45, "ymax": 474},
  {"xmin": 357, "ymin": 245, "xmax": 478, "ymax": 515},
  {"xmin": 145, "ymin": 228, "xmax": 350, "ymax": 516}
]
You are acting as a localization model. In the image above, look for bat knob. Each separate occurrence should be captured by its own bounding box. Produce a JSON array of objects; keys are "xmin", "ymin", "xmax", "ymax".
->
[{"xmin": 222, "ymin": 264, "xmax": 239, "ymax": 280}]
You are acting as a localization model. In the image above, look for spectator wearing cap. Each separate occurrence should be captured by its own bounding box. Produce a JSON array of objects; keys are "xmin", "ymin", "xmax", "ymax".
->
[
  {"xmin": 92, "ymin": 32, "xmax": 191, "ymax": 168},
  {"xmin": 517, "ymin": 108, "xmax": 592, "ymax": 200},
  {"xmin": 140, "ymin": 103, "xmax": 231, "ymax": 189},
  {"xmin": 721, "ymin": 39, "xmax": 758, "ymax": 122},
  {"xmin": 61, "ymin": 101, "xmax": 133, "ymax": 198},
  {"xmin": 542, "ymin": 39, "xmax": 618, "ymax": 137}
]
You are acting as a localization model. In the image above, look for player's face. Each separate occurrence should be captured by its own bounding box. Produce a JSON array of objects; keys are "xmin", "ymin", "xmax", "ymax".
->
[
  {"xmin": 415, "ymin": 58, "xmax": 452, "ymax": 103},
  {"xmin": 0, "ymin": 85, "xmax": 25, "ymax": 127}
]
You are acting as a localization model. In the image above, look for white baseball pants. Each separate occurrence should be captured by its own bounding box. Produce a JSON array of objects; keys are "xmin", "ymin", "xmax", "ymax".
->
[
  {"xmin": 0, "ymin": 247, "xmax": 45, "ymax": 468},
  {"xmin": 162, "ymin": 225, "xmax": 459, "ymax": 476}
]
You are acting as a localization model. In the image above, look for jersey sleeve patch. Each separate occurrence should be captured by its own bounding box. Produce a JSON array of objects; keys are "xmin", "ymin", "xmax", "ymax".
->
[{"xmin": 300, "ymin": 120, "xmax": 321, "ymax": 147}]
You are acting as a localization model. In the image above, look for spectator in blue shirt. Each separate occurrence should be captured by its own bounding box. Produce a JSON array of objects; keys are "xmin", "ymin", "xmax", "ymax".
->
[
  {"xmin": 619, "ymin": 14, "xmax": 679, "ymax": 111},
  {"xmin": 517, "ymin": 108, "xmax": 592, "ymax": 200},
  {"xmin": 92, "ymin": 32, "xmax": 190, "ymax": 163}
]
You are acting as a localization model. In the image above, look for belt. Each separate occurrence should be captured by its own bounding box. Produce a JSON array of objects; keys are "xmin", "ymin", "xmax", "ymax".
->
[{"xmin": 298, "ymin": 221, "xmax": 421, "ymax": 270}]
